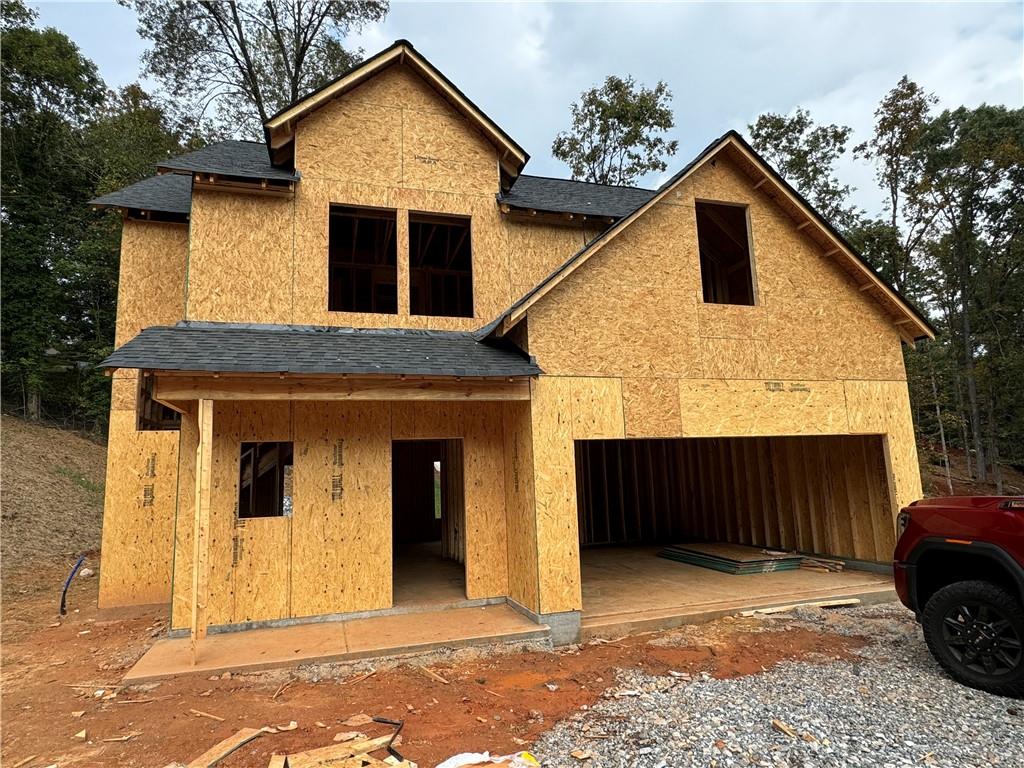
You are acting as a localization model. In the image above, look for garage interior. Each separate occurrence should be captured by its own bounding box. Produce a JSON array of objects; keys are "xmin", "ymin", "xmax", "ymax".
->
[
  {"xmin": 391, "ymin": 439, "xmax": 467, "ymax": 608},
  {"xmin": 575, "ymin": 435, "xmax": 897, "ymax": 629}
]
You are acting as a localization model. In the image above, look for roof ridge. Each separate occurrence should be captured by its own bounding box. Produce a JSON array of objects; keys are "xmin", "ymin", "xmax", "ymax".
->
[{"xmin": 516, "ymin": 173, "xmax": 654, "ymax": 192}]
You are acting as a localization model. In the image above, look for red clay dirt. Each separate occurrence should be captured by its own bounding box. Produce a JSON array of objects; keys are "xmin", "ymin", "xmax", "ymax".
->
[{"xmin": 2, "ymin": 561, "xmax": 867, "ymax": 768}]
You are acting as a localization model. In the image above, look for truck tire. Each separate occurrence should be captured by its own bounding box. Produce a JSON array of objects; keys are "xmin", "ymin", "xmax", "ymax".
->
[{"xmin": 922, "ymin": 580, "xmax": 1024, "ymax": 698}]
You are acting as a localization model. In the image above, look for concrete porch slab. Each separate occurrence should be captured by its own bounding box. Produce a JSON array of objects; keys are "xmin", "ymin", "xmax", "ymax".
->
[{"xmin": 124, "ymin": 604, "xmax": 549, "ymax": 683}]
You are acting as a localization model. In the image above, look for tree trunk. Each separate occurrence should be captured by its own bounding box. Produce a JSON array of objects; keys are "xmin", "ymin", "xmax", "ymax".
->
[
  {"xmin": 929, "ymin": 357, "xmax": 953, "ymax": 495},
  {"xmin": 956, "ymin": 216, "xmax": 986, "ymax": 481}
]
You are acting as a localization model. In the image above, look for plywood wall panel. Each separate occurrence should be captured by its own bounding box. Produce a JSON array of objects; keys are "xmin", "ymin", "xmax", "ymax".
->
[
  {"xmin": 502, "ymin": 401, "xmax": 539, "ymax": 612},
  {"xmin": 569, "ymin": 376, "xmax": 624, "ymax": 439},
  {"xmin": 463, "ymin": 403, "xmax": 509, "ymax": 599},
  {"xmin": 530, "ymin": 378, "xmax": 582, "ymax": 614},
  {"xmin": 187, "ymin": 190, "xmax": 294, "ymax": 325},
  {"xmin": 290, "ymin": 401, "xmax": 392, "ymax": 618},
  {"xmin": 171, "ymin": 403, "xmax": 198, "ymax": 629},
  {"xmin": 115, "ymin": 220, "xmax": 188, "ymax": 346},
  {"xmin": 505, "ymin": 220, "xmax": 602, "ymax": 300},
  {"xmin": 623, "ymin": 377, "xmax": 682, "ymax": 437},
  {"xmin": 678, "ymin": 379, "xmax": 849, "ymax": 436},
  {"xmin": 845, "ymin": 379, "xmax": 922, "ymax": 514},
  {"xmin": 98, "ymin": 411, "xmax": 180, "ymax": 607}
]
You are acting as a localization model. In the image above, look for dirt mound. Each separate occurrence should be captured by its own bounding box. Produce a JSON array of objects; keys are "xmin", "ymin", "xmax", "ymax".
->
[{"xmin": 1, "ymin": 415, "xmax": 107, "ymax": 586}]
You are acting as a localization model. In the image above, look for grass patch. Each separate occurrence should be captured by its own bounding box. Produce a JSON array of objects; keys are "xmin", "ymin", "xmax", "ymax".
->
[{"xmin": 52, "ymin": 465, "xmax": 104, "ymax": 495}]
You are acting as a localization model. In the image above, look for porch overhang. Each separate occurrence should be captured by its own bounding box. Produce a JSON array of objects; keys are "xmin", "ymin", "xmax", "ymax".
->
[
  {"xmin": 102, "ymin": 321, "xmax": 541, "ymax": 403},
  {"xmin": 150, "ymin": 371, "xmax": 531, "ymax": 406}
]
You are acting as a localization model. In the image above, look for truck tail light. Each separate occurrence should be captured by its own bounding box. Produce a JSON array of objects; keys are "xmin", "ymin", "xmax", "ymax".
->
[{"xmin": 1000, "ymin": 498, "xmax": 1024, "ymax": 511}]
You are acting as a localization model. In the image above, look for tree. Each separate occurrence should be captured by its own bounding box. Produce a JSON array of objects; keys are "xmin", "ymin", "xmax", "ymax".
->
[
  {"xmin": 552, "ymin": 75, "xmax": 678, "ymax": 186},
  {"xmin": 853, "ymin": 76, "xmax": 938, "ymax": 292},
  {"xmin": 1, "ymin": 0, "xmax": 104, "ymax": 419},
  {"xmin": 748, "ymin": 108, "xmax": 861, "ymax": 231},
  {"xmin": 911, "ymin": 105, "xmax": 1024, "ymax": 481},
  {"xmin": 124, "ymin": 0, "xmax": 389, "ymax": 136}
]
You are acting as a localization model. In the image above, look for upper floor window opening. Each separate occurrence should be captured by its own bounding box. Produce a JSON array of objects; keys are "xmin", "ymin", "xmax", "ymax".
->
[
  {"xmin": 409, "ymin": 212, "xmax": 473, "ymax": 318},
  {"xmin": 695, "ymin": 201, "xmax": 756, "ymax": 306},
  {"xmin": 328, "ymin": 205, "xmax": 398, "ymax": 314}
]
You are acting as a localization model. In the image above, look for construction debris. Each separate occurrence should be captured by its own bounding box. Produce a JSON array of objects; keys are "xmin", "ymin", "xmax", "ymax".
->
[
  {"xmin": 741, "ymin": 598, "xmax": 861, "ymax": 617},
  {"xmin": 658, "ymin": 543, "xmax": 804, "ymax": 574},
  {"xmin": 185, "ymin": 727, "xmax": 263, "ymax": 768}
]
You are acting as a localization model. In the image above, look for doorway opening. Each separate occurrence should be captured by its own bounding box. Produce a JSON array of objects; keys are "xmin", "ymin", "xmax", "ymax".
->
[{"xmin": 391, "ymin": 439, "xmax": 466, "ymax": 607}]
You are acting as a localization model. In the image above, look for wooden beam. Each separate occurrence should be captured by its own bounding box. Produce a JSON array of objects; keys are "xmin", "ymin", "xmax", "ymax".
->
[
  {"xmin": 156, "ymin": 375, "xmax": 531, "ymax": 402},
  {"xmin": 753, "ymin": 177, "xmax": 768, "ymax": 189},
  {"xmin": 796, "ymin": 220, "xmax": 811, "ymax": 230},
  {"xmin": 190, "ymin": 399, "xmax": 213, "ymax": 665}
]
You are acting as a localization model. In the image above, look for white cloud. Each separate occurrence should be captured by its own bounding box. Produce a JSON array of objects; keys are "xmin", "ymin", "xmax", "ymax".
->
[{"xmin": 39, "ymin": 0, "xmax": 1024, "ymax": 217}]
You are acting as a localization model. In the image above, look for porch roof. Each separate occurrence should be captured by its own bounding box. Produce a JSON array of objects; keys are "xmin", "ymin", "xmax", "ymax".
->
[{"xmin": 101, "ymin": 321, "xmax": 541, "ymax": 378}]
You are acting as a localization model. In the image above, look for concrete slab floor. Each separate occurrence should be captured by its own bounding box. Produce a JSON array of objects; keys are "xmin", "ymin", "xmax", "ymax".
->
[
  {"xmin": 393, "ymin": 541, "xmax": 466, "ymax": 608},
  {"xmin": 580, "ymin": 546, "xmax": 895, "ymax": 637},
  {"xmin": 124, "ymin": 604, "xmax": 547, "ymax": 683}
]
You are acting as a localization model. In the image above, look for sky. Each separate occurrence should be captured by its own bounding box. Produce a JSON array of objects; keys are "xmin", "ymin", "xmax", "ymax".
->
[{"xmin": 33, "ymin": 0, "xmax": 1024, "ymax": 214}]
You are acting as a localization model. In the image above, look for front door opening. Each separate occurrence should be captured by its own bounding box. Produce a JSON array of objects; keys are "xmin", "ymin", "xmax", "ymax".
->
[{"xmin": 392, "ymin": 439, "xmax": 466, "ymax": 607}]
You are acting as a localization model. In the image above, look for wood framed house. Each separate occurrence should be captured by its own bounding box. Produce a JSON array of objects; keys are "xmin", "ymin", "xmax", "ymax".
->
[{"xmin": 92, "ymin": 40, "xmax": 934, "ymax": 652}]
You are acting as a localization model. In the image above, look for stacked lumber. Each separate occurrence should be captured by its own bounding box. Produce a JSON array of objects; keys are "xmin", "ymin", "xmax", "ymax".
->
[
  {"xmin": 278, "ymin": 733, "xmax": 412, "ymax": 768},
  {"xmin": 799, "ymin": 555, "xmax": 845, "ymax": 573},
  {"xmin": 658, "ymin": 543, "xmax": 803, "ymax": 574}
]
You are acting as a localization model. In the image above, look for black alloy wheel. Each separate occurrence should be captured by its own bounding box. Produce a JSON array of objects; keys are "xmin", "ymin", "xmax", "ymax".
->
[{"xmin": 922, "ymin": 580, "xmax": 1024, "ymax": 698}]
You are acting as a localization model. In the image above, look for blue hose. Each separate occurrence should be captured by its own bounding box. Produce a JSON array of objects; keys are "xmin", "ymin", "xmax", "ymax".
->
[{"xmin": 60, "ymin": 555, "xmax": 87, "ymax": 616}]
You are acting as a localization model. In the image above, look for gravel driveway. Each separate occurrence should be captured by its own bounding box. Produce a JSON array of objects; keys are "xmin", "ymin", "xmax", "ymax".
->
[{"xmin": 533, "ymin": 604, "xmax": 1024, "ymax": 767}]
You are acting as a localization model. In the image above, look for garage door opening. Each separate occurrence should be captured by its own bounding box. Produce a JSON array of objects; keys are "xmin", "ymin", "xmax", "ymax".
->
[
  {"xmin": 392, "ymin": 439, "xmax": 466, "ymax": 608},
  {"xmin": 574, "ymin": 435, "xmax": 897, "ymax": 630}
]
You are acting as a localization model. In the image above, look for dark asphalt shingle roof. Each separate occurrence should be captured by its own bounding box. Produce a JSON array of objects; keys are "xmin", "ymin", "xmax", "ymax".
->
[
  {"xmin": 89, "ymin": 173, "xmax": 192, "ymax": 215},
  {"xmin": 498, "ymin": 175, "xmax": 656, "ymax": 219},
  {"xmin": 157, "ymin": 140, "xmax": 299, "ymax": 181},
  {"xmin": 102, "ymin": 321, "xmax": 541, "ymax": 377}
]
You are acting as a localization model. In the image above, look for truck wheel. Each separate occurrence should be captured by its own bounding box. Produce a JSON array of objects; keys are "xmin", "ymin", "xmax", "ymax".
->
[{"xmin": 922, "ymin": 580, "xmax": 1024, "ymax": 698}]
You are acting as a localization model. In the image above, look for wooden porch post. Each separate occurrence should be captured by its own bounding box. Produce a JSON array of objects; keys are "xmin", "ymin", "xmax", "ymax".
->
[{"xmin": 190, "ymin": 398, "xmax": 213, "ymax": 664}]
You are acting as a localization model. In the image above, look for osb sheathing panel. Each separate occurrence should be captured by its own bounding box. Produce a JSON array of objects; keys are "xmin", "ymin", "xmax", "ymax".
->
[
  {"xmin": 505, "ymin": 220, "xmax": 602, "ymax": 301},
  {"xmin": 844, "ymin": 379, "xmax": 923, "ymax": 513},
  {"xmin": 462, "ymin": 403, "xmax": 509, "ymax": 599},
  {"xmin": 678, "ymin": 379, "xmax": 849, "ymax": 436},
  {"xmin": 110, "ymin": 374, "xmax": 138, "ymax": 412},
  {"xmin": 171, "ymin": 403, "xmax": 198, "ymax": 628},
  {"xmin": 502, "ymin": 401, "xmax": 539, "ymax": 612},
  {"xmin": 115, "ymin": 220, "xmax": 188, "ymax": 346},
  {"xmin": 527, "ymin": 202, "xmax": 702, "ymax": 378},
  {"xmin": 569, "ymin": 377, "xmax": 624, "ymax": 440},
  {"xmin": 623, "ymin": 378, "xmax": 683, "ymax": 437},
  {"xmin": 98, "ymin": 410, "xmax": 179, "ymax": 607},
  {"xmin": 186, "ymin": 189, "xmax": 294, "ymax": 324},
  {"xmin": 530, "ymin": 378, "xmax": 582, "ymax": 614},
  {"xmin": 295, "ymin": 64, "xmax": 498, "ymax": 194},
  {"xmin": 527, "ymin": 157, "xmax": 906, "ymax": 383},
  {"xmin": 171, "ymin": 399, "xmax": 510, "ymax": 626},
  {"xmin": 290, "ymin": 401, "xmax": 392, "ymax": 618}
]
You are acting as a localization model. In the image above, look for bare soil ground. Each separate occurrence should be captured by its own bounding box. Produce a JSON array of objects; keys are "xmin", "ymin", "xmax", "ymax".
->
[{"xmin": 1, "ymin": 415, "xmax": 1017, "ymax": 767}]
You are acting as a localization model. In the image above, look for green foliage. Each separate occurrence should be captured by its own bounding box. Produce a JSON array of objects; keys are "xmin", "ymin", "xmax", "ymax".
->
[
  {"xmin": 123, "ymin": 0, "xmax": 389, "ymax": 136},
  {"xmin": 1, "ymin": 1, "xmax": 193, "ymax": 432},
  {"xmin": 552, "ymin": 75, "xmax": 678, "ymax": 186},
  {"xmin": 748, "ymin": 108, "xmax": 862, "ymax": 232}
]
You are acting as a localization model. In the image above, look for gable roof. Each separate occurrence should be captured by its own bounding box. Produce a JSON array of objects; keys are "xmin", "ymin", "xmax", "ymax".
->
[
  {"xmin": 482, "ymin": 130, "xmax": 935, "ymax": 343},
  {"xmin": 498, "ymin": 175, "xmax": 656, "ymax": 219},
  {"xmin": 157, "ymin": 140, "xmax": 299, "ymax": 182},
  {"xmin": 102, "ymin": 321, "xmax": 542, "ymax": 378},
  {"xmin": 89, "ymin": 173, "xmax": 192, "ymax": 215},
  {"xmin": 264, "ymin": 40, "xmax": 528, "ymax": 179}
]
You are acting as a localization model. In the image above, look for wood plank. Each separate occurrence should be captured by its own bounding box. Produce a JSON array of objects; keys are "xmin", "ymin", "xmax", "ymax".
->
[
  {"xmin": 156, "ymin": 375, "xmax": 531, "ymax": 403},
  {"xmin": 186, "ymin": 727, "xmax": 262, "ymax": 768},
  {"xmin": 190, "ymin": 398, "xmax": 214, "ymax": 663}
]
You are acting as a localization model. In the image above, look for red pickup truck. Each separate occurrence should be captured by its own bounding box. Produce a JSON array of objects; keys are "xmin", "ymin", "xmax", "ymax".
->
[{"xmin": 894, "ymin": 496, "xmax": 1024, "ymax": 697}]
